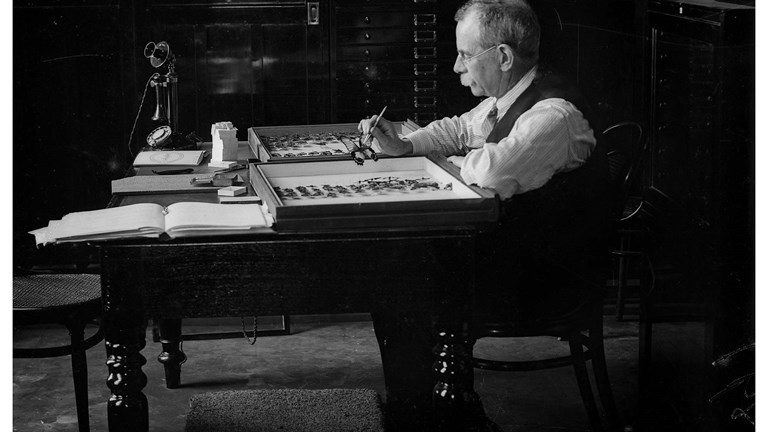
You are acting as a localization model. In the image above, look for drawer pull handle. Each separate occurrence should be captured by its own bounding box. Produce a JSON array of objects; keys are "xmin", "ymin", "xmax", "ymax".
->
[
  {"xmin": 307, "ymin": 2, "xmax": 319, "ymax": 26},
  {"xmin": 414, "ymin": 96, "xmax": 437, "ymax": 108},
  {"xmin": 414, "ymin": 47, "xmax": 437, "ymax": 59},
  {"xmin": 364, "ymin": 32, "xmax": 371, "ymax": 40},
  {"xmin": 414, "ymin": 14, "xmax": 436, "ymax": 26},
  {"xmin": 414, "ymin": 80, "xmax": 437, "ymax": 92},
  {"xmin": 414, "ymin": 64, "xmax": 437, "ymax": 76},
  {"xmin": 414, "ymin": 30, "xmax": 436, "ymax": 43},
  {"xmin": 414, "ymin": 112, "xmax": 437, "ymax": 123}
]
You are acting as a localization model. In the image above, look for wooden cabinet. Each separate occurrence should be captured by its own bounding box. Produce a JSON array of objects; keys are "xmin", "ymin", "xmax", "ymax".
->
[
  {"xmin": 331, "ymin": 1, "xmax": 464, "ymax": 125},
  {"xmin": 644, "ymin": 1, "xmax": 754, "ymax": 428}
]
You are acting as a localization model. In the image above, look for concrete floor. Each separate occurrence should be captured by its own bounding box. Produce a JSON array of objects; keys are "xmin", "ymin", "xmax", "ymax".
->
[{"xmin": 13, "ymin": 314, "xmax": 714, "ymax": 432}]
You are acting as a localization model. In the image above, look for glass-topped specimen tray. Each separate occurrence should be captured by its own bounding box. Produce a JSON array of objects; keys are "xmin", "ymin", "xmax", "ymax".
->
[
  {"xmin": 249, "ymin": 154, "xmax": 499, "ymax": 230},
  {"xmin": 247, "ymin": 121, "xmax": 420, "ymax": 163}
]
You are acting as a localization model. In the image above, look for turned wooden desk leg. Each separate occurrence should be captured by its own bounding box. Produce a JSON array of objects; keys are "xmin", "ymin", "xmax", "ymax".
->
[
  {"xmin": 104, "ymin": 316, "xmax": 149, "ymax": 432},
  {"xmin": 156, "ymin": 318, "xmax": 187, "ymax": 389},
  {"xmin": 102, "ymin": 247, "xmax": 150, "ymax": 432},
  {"xmin": 432, "ymin": 327, "xmax": 480, "ymax": 431}
]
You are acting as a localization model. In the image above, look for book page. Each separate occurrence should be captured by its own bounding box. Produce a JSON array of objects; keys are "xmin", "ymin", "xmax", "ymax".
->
[
  {"xmin": 50, "ymin": 203, "xmax": 167, "ymax": 241},
  {"xmin": 164, "ymin": 202, "xmax": 269, "ymax": 232}
]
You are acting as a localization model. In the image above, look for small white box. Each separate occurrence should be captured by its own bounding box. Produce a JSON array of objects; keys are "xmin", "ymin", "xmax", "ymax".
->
[
  {"xmin": 211, "ymin": 121, "xmax": 234, "ymax": 138},
  {"xmin": 217, "ymin": 186, "xmax": 247, "ymax": 197},
  {"xmin": 211, "ymin": 122, "xmax": 239, "ymax": 162},
  {"xmin": 208, "ymin": 160, "xmax": 238, "ymax": 169}
]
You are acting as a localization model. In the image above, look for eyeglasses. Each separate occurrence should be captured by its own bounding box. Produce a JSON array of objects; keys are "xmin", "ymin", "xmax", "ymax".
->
[{"xmin": 456, "ymin": 45, "xmax": 498, "ymax": 66}]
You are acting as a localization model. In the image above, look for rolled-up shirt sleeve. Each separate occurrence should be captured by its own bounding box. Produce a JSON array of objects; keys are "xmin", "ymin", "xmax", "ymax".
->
[
  {"xmin": 406, "ymin": 98, "xmax": 496, "ymax": 157},
  {"xmin": 460, "ymin": 98, "xmax": 595, "ymax": 200},
  {"xmin": 407, "ymin": 117, "xmax": 465, "ymax": 156}
]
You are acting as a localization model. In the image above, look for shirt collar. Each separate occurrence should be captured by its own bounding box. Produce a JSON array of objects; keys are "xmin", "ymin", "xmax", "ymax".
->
[{"xmin": 493, "ymin": 65, "xmax": 538, "ymax": 119}]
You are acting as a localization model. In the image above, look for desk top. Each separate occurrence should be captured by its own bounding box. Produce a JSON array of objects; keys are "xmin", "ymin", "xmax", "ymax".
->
[
  {"xmin": 110, "ymin": 142, "xmax": 498, "ymax": 240},
  {"xmin": 113, "ymin": 141, "xmax": 256, "ymax": 207}
]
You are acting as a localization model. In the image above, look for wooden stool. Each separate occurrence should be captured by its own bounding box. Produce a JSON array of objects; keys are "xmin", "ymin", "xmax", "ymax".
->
[{"xmin": 185, "ymin": 388, "xmax": 385, "ymax": 432}]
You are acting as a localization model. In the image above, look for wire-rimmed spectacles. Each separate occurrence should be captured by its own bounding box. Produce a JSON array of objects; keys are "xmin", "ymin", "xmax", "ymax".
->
[{"xmin": 457, "ymin": 45, "xmax": 499, "ymax": 66}]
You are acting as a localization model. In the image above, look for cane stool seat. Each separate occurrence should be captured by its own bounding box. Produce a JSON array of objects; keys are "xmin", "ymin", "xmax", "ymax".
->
[{"xmin": 13, "ymin": 273, "xmax": 104, "ymax": 432}]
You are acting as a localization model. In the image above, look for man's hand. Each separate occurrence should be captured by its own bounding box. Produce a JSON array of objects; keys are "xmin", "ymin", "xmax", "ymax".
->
[
  {"xmin": 447, "ymin": 155, "xmax": 465, "ymax": 168},
  {"xmin": 358, "ymin": 116, "xmax": 413, "ymax": 156}
]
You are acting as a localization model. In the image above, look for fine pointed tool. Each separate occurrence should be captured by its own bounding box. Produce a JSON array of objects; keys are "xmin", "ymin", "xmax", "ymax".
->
[
  {"xmin": 152, "ymin": 168, "xmax": 194, "ymax": 175},
  {"xmin": 190, "ymin": 173, "xmax": 244, "ymax": 187},
  {"xmin": 360, "ymin": 105, "xmax": 387, "ymax": 147},
  {"xmin": 214, "ymin": 163, "xmax": 247, "ymax": 174}
]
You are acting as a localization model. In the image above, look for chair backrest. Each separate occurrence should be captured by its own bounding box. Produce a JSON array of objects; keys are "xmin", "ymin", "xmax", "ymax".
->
[{"xmin": 602, "ymin": 121, "xmax": 645, "ymax": 222}]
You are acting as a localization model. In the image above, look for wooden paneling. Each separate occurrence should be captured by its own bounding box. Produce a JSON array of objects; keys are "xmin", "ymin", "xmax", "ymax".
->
[
  {"xmin": 133, "ymin": 2, "xmax": 330, "ymax": 144},
  {"xmin": 13, "ymin": 1, "xmax": 129, "ymax": 265}
]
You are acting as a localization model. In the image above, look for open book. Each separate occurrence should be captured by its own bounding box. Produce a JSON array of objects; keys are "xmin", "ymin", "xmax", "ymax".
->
[{"xmin": 30, "ymin": 202, "xmax": 273, "ymax": 246}]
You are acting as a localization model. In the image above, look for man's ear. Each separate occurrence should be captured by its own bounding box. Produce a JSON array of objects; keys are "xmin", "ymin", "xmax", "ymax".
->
[{"xmin": 498, "ymin": 44, "xmax": 515, "ymax": 71}]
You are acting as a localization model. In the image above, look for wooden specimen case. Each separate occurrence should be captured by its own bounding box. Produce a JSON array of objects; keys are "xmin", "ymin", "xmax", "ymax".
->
[
  {"xmin": 249, "ymin": 154, "xmax": 499, "ymax": 230},
  {"xmin": 247, "ymin": 121, "xmax": 420, "ymax": 163}
]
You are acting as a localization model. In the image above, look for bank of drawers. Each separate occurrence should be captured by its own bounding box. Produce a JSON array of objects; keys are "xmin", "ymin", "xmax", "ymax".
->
[{"xmin": 333, "ymin": 1, "xmax": 457, "ymax": 125}]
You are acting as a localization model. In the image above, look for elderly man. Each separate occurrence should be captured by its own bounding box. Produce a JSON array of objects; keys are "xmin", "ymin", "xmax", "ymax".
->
[
  {"xmin": 361, "ymin": 1, "xmax": 608, "ymax": 430},
  {"xmin": 360, "ymin": 0, "xmax": 597, "ymax": 201}
]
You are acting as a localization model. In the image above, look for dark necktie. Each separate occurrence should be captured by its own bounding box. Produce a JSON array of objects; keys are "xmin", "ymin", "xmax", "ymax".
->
[{"xmin": 483, "ymin": 103, "xmax": 498, "ymax": 139}]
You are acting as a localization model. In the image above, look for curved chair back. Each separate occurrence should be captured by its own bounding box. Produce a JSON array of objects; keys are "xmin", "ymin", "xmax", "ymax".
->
[{"xmin": 603, "ymin": 121, "xmax": 646, "ymax": 222}]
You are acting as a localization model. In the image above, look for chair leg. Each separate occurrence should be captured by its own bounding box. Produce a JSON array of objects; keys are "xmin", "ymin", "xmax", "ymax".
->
[
  {"xmin": 569, "ymin": 333, "xmax": 604, "ymax": 432},
  {"xmin": 68, "ymin": 321, "xmax": 91, "ymax": 432},
  {"xmin": 157, "ymin": 318, "xmax": 186, "ymax": 389},
  {"xmin": 589, "ymin": 321, "xmax": 620, "ymax": 429},
  {"xmin": 638, "ymin": 286, "xmax": 654, "ymax": 407},
  {"xmin": 615, "ymin": 254, "xmax": 628, "ymax": 321}
]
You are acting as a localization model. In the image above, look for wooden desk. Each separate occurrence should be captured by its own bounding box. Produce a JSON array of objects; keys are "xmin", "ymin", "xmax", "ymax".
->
[{"xmin": 99, "ymin": 145, "xmax": 493, "ymax": 431}]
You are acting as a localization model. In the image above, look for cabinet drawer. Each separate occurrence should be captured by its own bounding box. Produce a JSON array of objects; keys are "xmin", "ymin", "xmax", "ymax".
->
[
  {"xmin": 337, "ymin": 93, "xmax": 439, "ymax": 109},
  {"xmin": 336, "ymin": 108, "xmax": 436, "ymax": 125},
  {"xmin": 337, "ymin": 79, "xmax": 430, "ymax": 95},
  {"xmin": 337, "ymin": 11, "xmax": 437, "ymax": 28},
  {"xmin": 336, "ymin": 45, "xmax": 439, "ymax": 61},
  {"xmin": 336, "ymin": 62, "xmax": 438, "ymax": 80},
  {"xmin": 335, "ymin": 0, "xmax": 436, "ymax": 4},
  {"xmin": 338, "ymin": 93, "xmax": 416, "ymax": 109},
  {"xmin": 337, "ymin": 27, "xmax": 437, "ymax": 45}
]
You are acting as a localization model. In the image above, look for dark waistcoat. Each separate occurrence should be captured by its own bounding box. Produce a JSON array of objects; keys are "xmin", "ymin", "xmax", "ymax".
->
[{"xmin": 478, "ymin": 70, "xmax": 611, "ymax": 306}]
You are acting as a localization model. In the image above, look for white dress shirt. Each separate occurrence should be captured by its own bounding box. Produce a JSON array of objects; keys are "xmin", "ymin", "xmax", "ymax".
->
[{"xmin": 405, "ymin": 66, "xmax": 596, "ymax": 200}]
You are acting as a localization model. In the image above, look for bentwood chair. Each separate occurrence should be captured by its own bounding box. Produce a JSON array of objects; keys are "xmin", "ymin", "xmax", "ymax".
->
[
  {"xmin": 602, "ymin": 122, "xmax": 647, "ymax": 320},
  {"xmin": 471, "ymin": 260, "xmax": 620, "ymax": 432},
  {"xmin": 13, "ymin": 272, "xmax": 104, "ymax": 432},
  {"xmin": 470, "ymin": 126, "xmax": 634, "ymax": 431}
]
